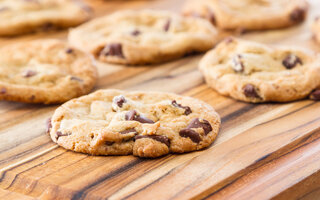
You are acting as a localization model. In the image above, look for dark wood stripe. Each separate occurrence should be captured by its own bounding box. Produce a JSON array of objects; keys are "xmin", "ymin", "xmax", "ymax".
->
[
  {"xmin": 202, "ymin": 126, "xmax": 320, "ymax": 199},
  {"xmin": 0, "ymin": 148, "xmax": 64, "ymax": 182},
  {"xmin": 0, "ymin": 141, "xmax": 52, "ymax": 165},
  {"xmin": 4, "ymin": 151, "xmax": 68, "ymax": 190},
  {"xmin": 70, "ymin": 159, "xmax": 143, "ymax": 200}
]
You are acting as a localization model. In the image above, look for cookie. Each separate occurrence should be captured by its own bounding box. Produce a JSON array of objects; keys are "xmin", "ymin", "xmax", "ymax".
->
[
  {"xmin": 0, "ymin": 0, "xmax": 91, "ymax": 36},
  {"xmin": 183, "ymin": 0, "xmax": 308, "ymax": 31},
  {"xmin": 0, "ymin": 39, "xmax": 97, "ymax": 104},
  {"xmin": 199, "ymin": 37, "xmax": 320, "ymax": 103},
  {"xmin": 68, "ymin": 9, "xmax": 218, "ymax": 65},
  {"xmin": 47, "ymin": 89, "xmax": 220, "ymax": 158},
  {"xmin": 312, "ymin": 17, "xmax": 320, "ymax": 44}
]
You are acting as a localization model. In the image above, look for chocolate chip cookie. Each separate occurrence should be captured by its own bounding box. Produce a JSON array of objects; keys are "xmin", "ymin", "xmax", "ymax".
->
[
  {"xmin": 199, "ymin": 37, "xmax": 320, "ymax": 103},
  {"xmin": 183, "ymin": 0, "xmax": 308, "ymax": 31},
  {"xmin": 47, "ymin": 89, "xmax": 221, "ymax": 158},
  {"xmin": 0, "ymin": 39, "xmax": 97, "ymax": 104},
  {"xmin": 68, "ymin": 10, "xmax": 218, "ymax": 65},
  {"xmin": 0, "ymin": 0, "xmax": 91, "ymax": 36}
]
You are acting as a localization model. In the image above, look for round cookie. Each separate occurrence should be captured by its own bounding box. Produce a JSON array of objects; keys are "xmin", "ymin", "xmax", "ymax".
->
[
  {"xmin": 47, "ymin": 89, "xmax": 221, "ymax": 158},
  {"xmin": 199, "ymin": 37, "xmax": 320, "ymax": 103},
  {"xmin": 0, "ymin": 0, "xmax": 91, "ymax": 36},
  {"xmin": 0, "ymin": 39, "xmax": 97, "ymax": 104},
  {"xmin": 182, "ymin": 0, "xmax": 308, "ymax": 31},
  {"xmin": 68, "ymin": 9, "xmax": 219, "ymax": 65}
]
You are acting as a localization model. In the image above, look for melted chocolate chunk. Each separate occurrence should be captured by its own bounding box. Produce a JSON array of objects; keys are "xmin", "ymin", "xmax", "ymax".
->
[
  {"xmin": 243, "ymin": 84, "xmax": 260, "ymax": 99},
  {"xmin": 282, "ymin": 54, "xmax": 302, "ymax": 69},
  {"xmin": 101, "ymin": 43, "xmax": 124, "ymax": 58},
  {"xmin": 42, "ymin": 22, "xmax": 54, "ymax": 31},
  {"xmin": 232, "ymin": 54, "xmax": 244, "ymax": 73},
  {"xmin": 172, "ymin": 100, "xmax": 192, "ymax": 115},
  {"xmin": 135, "ymin": 135, "xmax": 170, "ymax": 147},
  {"xmin": 29, "ymin": 95, "xmax": 35, "ymax": 101},
  {"xmin": 46, "ymin": 118, "xmax": 52, "ymax": 134},
  {"xmin": 207, "ymin": 9, "xmax": 216, "ymax": 25},
  {"xmin": 0, "ymin": 88, "xmax": 6, "ymax": 94},
  {"xmin": 66, "ymin": 48, "xmax": 73, "ymax": 54},
  {"xmin": 70, "ymin": 76, "xmax": 83, "ymax": 82},
  {"xmin": 114, "ymin": 95, "xmax": 126, "ymax": 108},
  {"xmin": 131, "ymin": 30, "xmax": 141, "ymax": 36},
  {"xmin": 56, "ymin": 131, "xmax": 69, "ymax": 140},
  {"xmin": 310, "ymin": 89, "xmax": 320, "ymax": 100},
  {"xmin": 186, "ymin": 118, "xmax": 212, "ymax": 135},
  {"xmin": 163, "ymin": 19, "xmax": 171, "ymax": 32},
  {"xmin": 120, "ymin": 128, "xmax": 137, "ymax": 135},
  {"xmin": 224, "ymin": 37, "xmax": 234, "ymax": 44},
  {"xmin": 22, "ymin": 70, "xmax": 37, "ymax": 78},
  {"xmin": 290, "ymin": 8, "xmax": 305, "ymax": 22},
  {"xmin": 125, "ymin": 110, "xmax": 154, "ymax": 124},
  {"xmin": 179, "ymin": 129, "xmax": 201, "ymax": 143},
  {"xmin": 105, "ymin": 141, "xmax": 114, "ymax": 146}
]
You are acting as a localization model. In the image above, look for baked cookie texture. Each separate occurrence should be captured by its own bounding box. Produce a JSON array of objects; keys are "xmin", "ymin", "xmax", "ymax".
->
[
  {"xmin": 0, "ymin": 39, "xmax": 97, "ymax": 104},
  {"xmin": 68, "ymin": 9, "xmax": 219, "ymax": 65},
  {"xmin": 312, "ymin": 17, "xmax": 320, "ymax": 44},
  {"xmin": 182, "ymin": 0, "xmax": 308, "ymax": 31},
  {"xmin": 47, "ymin": 89, "xmax": 221, "ymax": 158},
  {"xmin": 199, "ymin": 37, "xmax": 320, "ymax": 103},
  {"xmin": 0, "ymin": 0, "xmax": 91, "ymax": 36}
]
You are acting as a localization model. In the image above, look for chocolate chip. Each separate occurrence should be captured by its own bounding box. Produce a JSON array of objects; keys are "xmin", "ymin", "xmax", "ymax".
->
[
  {"xmin": 46, "ymin": 118, "xmax": 52, "ymax": 134},
  {"xmin": 41, "ymin": 22, "xmax": 54, "ymax": 31},
  {"xmin": 282, "ymin": 54, "xmax": 302, "ymax": 69},
  {"xmin": 125, "ymin": 110, "xmax": 137, "ymax": 121},
  {"xmin": 131, "ymin": 30, "xmax": 141, "ymax": 36},
  {"xmin": 232, "ymin": 54, "xmax": 244, "ymax": 73},
  {"xmin": 0, "ymin": 88, "xmax": 6, "ymax": 94},
  {"xmin": 114, "ymin": 95, "xmax": 126, "ymax": 108},
  {"xmin": 207, "ymin": 10, "xmax": 216, "ymax": 25},
  {"xmin": 186, "ymin": 118, "xmax": 212, "ymax": 135},
  {"xmin": 172, "ymin": 100, "xmax": 192, "ymax": 115},
  {"xmin": 29, "ymin": 95, "xmax": 35, "ymax": 101},
  {"xmin": 56, "ymin": 131, "xmax": 69, "ymax": 140},
  {"xmin": 224, "ymin": 37, "xmax": 234, "ymax": 44},
  {"xmin": 125, "ymin": 110, "xmax": 154, "ymax": 124},
  {"xmin": 163, "ymin": 19, "xmax": 171, "ymax": 32},
  {"xmin": 22, "ymin": 70, "xmax": 37, "ymax": 78},
  {"xmin": 120, "ymin": 128, "xmax": 137, "ymax": 135},
  {"xmin": 315, "ymin": 16, "xmax": 320, "ymax": 21},
  {"xmin": 66, "ymin": 48, "xmax": 73, "ymax": 54},
  {"xmin": 290, "ymin": 8, "xmax": 305, "ymax": 22},
  {"xmin": 105, "ymin": 141, "xmax": 114, "ymax": 146},
  {"xmin": 310, "ymin": 89, "xmax": 320, "ymax": 101},
  {"xmin": 70, "ymin": 76, "xmax": 83, "ymax": 82},
  {"xmin": 179, "ymin": 129, "xmax": 201, "ymax": 143},
  {"xmin": 101, "ymin": 43, "xmax": 124, "ymax": 58},
  {"xmin": 243, "ymin": 84, "xmax": 260, "ymax": 98},
  {"xmin": 135, "ymin": 135, "xmax": 170, "ymax": 147}
]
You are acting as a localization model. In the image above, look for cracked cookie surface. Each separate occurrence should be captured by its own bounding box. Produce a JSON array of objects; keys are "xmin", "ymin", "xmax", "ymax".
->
[
  {"xmin": 0, "ymin": 0, "xmax": 91, "ymax": 36},
  {"xmin": 68, "ymin": 9, "xmax": 218, "ymax": 65},
  {"xmin": 48, "ymin": 89, "xmax": 220, "ymax": 158},
  {"xmin": 199, "ymin": 37, "xmax": 320, "ymax": 103},
  {"xmin": 0, "ymin": 39, "xmax": 97, "ymax": 104},
  {"xmin": 183, "ymin": 0, "xmax": 308, "ymax": 31}
]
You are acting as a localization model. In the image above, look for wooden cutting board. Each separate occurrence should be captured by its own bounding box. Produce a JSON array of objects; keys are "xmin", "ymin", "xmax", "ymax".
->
[{"xmin": 1, "ymin": 0, "xmax": 320, "ymax": 199}]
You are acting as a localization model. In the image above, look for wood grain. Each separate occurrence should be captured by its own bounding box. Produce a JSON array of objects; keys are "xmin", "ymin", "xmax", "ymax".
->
[{"xmin": 0, "ymin": 0, "xmax": 320, "ymax": 199}]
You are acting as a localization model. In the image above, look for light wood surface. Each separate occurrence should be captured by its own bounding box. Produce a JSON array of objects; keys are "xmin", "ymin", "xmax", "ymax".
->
[{"xmin": 0, "ymin": 0, "xmax": 320, "ymax": 199}]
